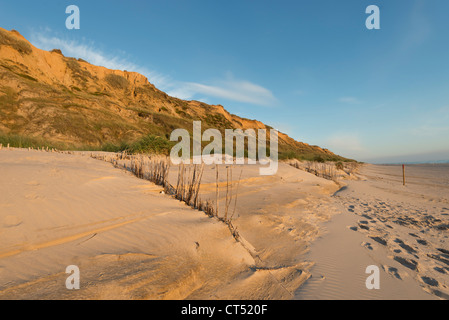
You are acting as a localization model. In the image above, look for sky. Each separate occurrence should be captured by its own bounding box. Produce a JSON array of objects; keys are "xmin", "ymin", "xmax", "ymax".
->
[{"xmin": 1, "ymin": 0, "xmax": 449, "ymax": 163}]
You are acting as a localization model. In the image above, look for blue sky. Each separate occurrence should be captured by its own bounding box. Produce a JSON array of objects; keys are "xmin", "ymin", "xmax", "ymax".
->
[{"xmin": 1, "ymin": 0, "xmax": 449, "ymax": 163}]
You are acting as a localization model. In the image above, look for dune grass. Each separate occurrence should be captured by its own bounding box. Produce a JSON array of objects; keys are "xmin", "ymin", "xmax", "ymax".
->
[
  {"xmin": 0, "ymin": 29, "xmax": 32, "ymax": 54},
  {"xmin": 90, "ymin": 152, "xmax": 243, "ymax": 242},
  {"xmin": 0, "ymin": 133, "xmax": 67, "ymax": 150}
]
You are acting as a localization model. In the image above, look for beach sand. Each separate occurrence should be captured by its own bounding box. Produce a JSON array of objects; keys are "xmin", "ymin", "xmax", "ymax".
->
[
  {"xmin": 0, "ymin": 149, "xmax": 447, "ymax": 299},
  {"xmin": 296, "ymin": 164, "xmax": 449, "ymax": 300}
]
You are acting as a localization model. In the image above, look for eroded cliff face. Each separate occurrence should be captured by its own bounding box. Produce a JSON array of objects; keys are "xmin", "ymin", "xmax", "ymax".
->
[{"xmin": 0, "ymin": 27, "xmax": 343, "ymax": 160}]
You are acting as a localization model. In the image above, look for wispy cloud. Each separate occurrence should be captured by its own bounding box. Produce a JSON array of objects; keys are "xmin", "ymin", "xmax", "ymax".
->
[
  {"xmin": 30, "ymin": 31, "xmax": 277, "ymax": 107},
  {"xmin": 339, "ymin": 96, "xmax": 361, "ymax": 104},
  {"xmin": 168, "ymin": 78, "xmax": 277, "ymax": 106},
  {"xmin": 30, "ymin": 31, "xmax": 172, "ymax": 90}
]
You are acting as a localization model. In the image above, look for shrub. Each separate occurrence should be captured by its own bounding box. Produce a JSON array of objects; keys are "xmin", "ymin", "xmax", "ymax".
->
[
  {"xmin": 204, "ymin": 113, "xmax": 232, "ymax": 128},
  {"xmin": 51, "ymin": 49, "xmax": 63, "ymax": 55},
  {"xmin": 313, "ymin": 155, "xmax": 325, "ymax": 163},
  {"xmin": 66, "ymin": 58, "xmax": 92, "ymax": 82},
  {"xmin": 91, "ymin": 91, "xmax": 110, "ymax": 96},
  {"xmin": 0, "ymin": 29, "xmax": 32, "ymax": 54},
  {"xmin": 279, "ymin": 151, "xmax": 298, "ymax": 160},
  {"xmin": 17, "ymin": 73, "xmax": 38, "ymax": 82},
  {"xmin": 128, "ymin": 134, "xmax": 173, "ymax": 155},
  {"xmin": 100, "ymin": 142, "xmax": 130, "ymax": 152},
  {"xmin": 335, "ymin": 161, "xmax": 344, "ymax": 170},
  {"xmin": 105, "ymin": 74, "xmax": 129, "ymax": 89}
]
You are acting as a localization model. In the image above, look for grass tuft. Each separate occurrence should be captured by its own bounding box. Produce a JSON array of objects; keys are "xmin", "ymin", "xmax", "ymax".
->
[
  {"xmin": 0, "ymin": 29, "xmax": 32, "ymax": 54},
  {"xmin": 105, "ymin": 74, "xmax": 129, "ymax": 89}
]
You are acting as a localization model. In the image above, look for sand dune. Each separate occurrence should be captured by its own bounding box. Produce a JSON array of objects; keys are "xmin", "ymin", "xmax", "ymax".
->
[
  {"xmin": 0, "ymin": 149, "xmax": 339, "ymax": 299},
  {"xmin": 0, "ymin": 149, "xmax": 251, "ymax": 299}
]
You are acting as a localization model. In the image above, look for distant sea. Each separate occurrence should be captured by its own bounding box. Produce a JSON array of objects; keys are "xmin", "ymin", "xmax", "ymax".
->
[{"xmin": 378, "ymin": 160, "xmax": 449, "ymax": 165}]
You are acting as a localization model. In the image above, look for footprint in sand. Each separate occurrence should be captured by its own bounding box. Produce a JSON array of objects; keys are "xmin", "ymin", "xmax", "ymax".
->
[
  {"xmin": 437, "ymin": 248, "xmax": 449, "ymax": 255},
  {"xmin": 420, "ymin": 276, "xmax": 439, "ymax": 287},
  {"xmin": 361, "ymin": 242, "xmax": 373, "ymax": 250},
  {"xmin": 382, "ymin": 265, "xmax": 402, "ymax": 280},
  {"xmin": 434, "ymin": 267, "xmax": 448, "ymax": 275},
  {"xmin": 370, "ymin": 236, "xmax": 387, "ymax": 246},
  {"xmin": 358, "ymin": 221, "xmax": 370, "ymax": 230},
  {"xmin": 394, "ymin": 256, "xmax": 419, "ymax": 271},
  {"xmin": 394, "ymin": 239, "xmax": 417, "ymax": 254},
  {"xmin": 416, "ymin": 239, "xmax": 428, "ymax": 246},
  {"xmin": 358, "ymin": 224, "xmax": 370, "ymax": 230}
]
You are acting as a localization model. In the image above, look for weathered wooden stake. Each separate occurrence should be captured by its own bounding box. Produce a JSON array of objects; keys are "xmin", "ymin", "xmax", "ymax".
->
[
  {"xmin": 402, "ymin": 164, "xmax": 405, "ymax": 186},
  {"xmin": 215, "ymin": 164, "xmax": 219, "ymax": 217}
]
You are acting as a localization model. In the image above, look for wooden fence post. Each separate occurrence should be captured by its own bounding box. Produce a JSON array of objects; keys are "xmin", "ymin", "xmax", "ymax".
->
[{"xmin": 402, "ymin": 164, "xmax": 405, "ymax": 186}]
